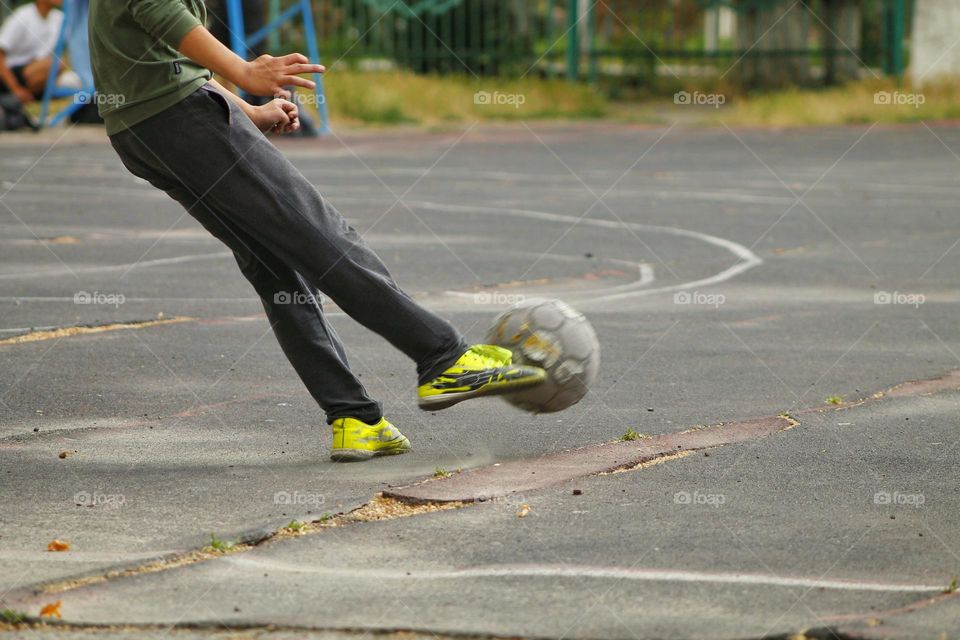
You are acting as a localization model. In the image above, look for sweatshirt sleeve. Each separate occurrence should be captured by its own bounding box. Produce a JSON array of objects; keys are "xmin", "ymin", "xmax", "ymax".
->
[{"xmin": 126, "ymin": 0, "xmax": 202, "ymax": 50}]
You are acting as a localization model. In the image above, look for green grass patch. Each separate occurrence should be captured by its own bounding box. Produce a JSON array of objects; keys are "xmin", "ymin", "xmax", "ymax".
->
[
  {"xmin": 284, "ymin": 519, "xmax": 307, "ymax": 533},
  {"xmin": 207, "ymin": 533, "xmax": 235, "ymax": 552},
  {"xmin": 619, "ymin": 428, "xmax": 648, "ymax": 442},
  {"xmin": 0, "ymin": 610, "xmax": 28, "ymax": 625},
  {"xmin": 825, "ymin": 395, "xmax": 844, "ymax": 406}
]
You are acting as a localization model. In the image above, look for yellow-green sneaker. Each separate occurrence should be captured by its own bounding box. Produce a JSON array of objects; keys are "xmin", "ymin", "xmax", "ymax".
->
[
  {"xmin": 417, "ymin": 344, "xmax": 546, "ymax": 411},
  {"xmin": 330, "ymin": 417, "xmax": 410, "ymax": 462}
]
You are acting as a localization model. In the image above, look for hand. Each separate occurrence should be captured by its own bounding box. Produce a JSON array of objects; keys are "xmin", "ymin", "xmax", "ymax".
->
[
  {"xmin": 240, "ymin": 53, "xmax": 324, "ymax": 97},
  {"xmin": 13, "ymin": 85, "xmax": 34, "ymax": 104},
  {"xmin": 249, "ymin": 97, "xmax": 300, "ymax": 134}
]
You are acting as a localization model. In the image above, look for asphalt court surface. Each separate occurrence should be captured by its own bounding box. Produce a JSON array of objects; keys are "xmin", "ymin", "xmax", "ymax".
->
[{"xmin": 1, "ymin": 122, "xmax": 959, "ymax": 638}]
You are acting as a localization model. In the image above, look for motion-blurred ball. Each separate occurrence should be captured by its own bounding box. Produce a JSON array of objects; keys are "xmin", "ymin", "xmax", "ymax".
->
[{"xmin": 485, "ymin": 298, "xmax": 599, "ymax": 413}]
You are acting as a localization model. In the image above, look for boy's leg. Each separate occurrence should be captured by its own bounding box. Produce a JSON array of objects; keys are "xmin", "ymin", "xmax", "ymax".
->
[
  {"xmin": 22, "ymin": 57, "xmax": 54, "ymax": 97},
  {"xmin": 109, "ymin": 136, "xmax": 382, "ymax": 423},
  {"xmin": 111, "ymin": 85, "xmax": 467, "ymax": 386}
]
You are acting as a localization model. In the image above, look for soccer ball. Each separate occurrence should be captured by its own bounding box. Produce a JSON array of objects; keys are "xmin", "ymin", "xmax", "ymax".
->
[{"xmin": 485, "ymin": 298, "xmax": 600, "ymax": 413}]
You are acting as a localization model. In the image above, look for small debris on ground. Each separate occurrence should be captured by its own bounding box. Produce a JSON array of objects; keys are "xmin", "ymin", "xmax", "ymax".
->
[
  {"xmin": 47, "ymin": 539, "xmax": 70, "ymax": 552},
  {"xmin": 38, "ymin": 601, "xmax": 61, "ymax": 619}
]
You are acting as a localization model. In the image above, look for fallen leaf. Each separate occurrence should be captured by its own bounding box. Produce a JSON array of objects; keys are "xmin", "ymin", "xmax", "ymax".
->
[
  {"xmin": 39, "ymin": 601, "xmax": 62, "ymax": 619},
  {"xmin": 47, "ymin": 539, "xmax": 70, "ymax": 552},
  {"xmin": 58, "ymin": 450, "xmax": 76, "ymax": 459},
  {"xmin": 517, "ymin": 504, "xmax": 531, "ymax": 518}
]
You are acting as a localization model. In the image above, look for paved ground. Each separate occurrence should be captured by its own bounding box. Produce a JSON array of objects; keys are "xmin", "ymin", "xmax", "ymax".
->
[{"xmin": 1, "ymin": 121, "xmax": 959, "ymax": 639}]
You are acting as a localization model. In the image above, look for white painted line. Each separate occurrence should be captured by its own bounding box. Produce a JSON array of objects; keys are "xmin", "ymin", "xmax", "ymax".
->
[
  {"xmin": 329, "ymin": 182, "xmax": 792, "ymax": 205},
  {"xmin": 0, "ymin": 297, "xmax": 259, "ymax": 305},
  {"xmin": 0, "ymin": 252, "xmax": 233, "ymax": 280},
  {"xmin": 2, "ymin": 182, "xmax": 166, "ymax": 198},
  {"xmin": 400, "ymin": 200, "xmax": 762, "ymax": 304},
  {"xmin": 444, "ymin": 261, "xmax": 656, "ymax": 303},
  {"xmin": 1, "ymin": 198, "xmax": 760, "ymax": 307},
  {"xmin": 227, "ymin": 558, "xmax": 942, "ymax": 594}
]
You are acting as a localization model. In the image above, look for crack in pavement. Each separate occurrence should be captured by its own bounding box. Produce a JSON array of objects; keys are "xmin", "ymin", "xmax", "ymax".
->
[
  {"xmin": 384, "ymin": 370, "xmax": 960, "ymax": 504},
  {"xmin": 0, "ymin": 317, "xmax": 194, "ymax": 346},
  {"xmin": 0, "ymin": 619, "xmax": 530, "ymax": 639},
  {"xmin": 4, "ymin": 371, "xmax": 960, "ymax": 638},
  {"xmin": 7, "ymin": 495, "xmax": 470, "ymax": 606}
]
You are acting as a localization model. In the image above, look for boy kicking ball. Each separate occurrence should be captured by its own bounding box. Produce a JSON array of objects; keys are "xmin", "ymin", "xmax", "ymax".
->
[{"xmin": 90, "ymin": 2, "xmax": 545, "ymax": 461}]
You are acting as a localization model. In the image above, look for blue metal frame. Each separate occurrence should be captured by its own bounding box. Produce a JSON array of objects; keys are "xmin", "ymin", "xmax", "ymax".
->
[
  {"xmin": 225, "ymin": 0, "xmax": 330, "ymax": 133},
  {"xmin": 39, "ymin": 0, "xmax": 96, "ymax": 128}
]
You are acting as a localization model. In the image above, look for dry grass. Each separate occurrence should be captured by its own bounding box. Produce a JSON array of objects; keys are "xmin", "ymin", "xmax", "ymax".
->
[
  {"xmin": 33, "ymin": 75, "xmax": 960, "ymax": 132},
  {"xmin": 0, "ymin": 317, "xmax": 192, "ymax": 346},
  {"xmin": 714, "ymin": 78, "xmax": 960, "ymax": 127},
  {"xmin": 316, "ymin": 69, "xmax": 607, "ymax": 126}
]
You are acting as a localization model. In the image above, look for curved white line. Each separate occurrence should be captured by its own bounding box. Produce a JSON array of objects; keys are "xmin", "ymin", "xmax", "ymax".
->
[
  {"xmin": 443, "ymin": 261, "xmax": 656, "ymax": 302},
  {"xmin": 227, "ymin": 557, "xmax": 941, "ymax": 593},
  {"xmin": 399, "ymin": 200, "xmax": 762, "ymax": 303},
  {"xmin": 1, "ymin": 199, "xmax": 762, "ymax": 305}
]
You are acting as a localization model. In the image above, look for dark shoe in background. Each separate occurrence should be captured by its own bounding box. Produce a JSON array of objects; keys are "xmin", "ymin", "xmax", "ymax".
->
[{"xmin": 0, "ymin": 94, "xmax": 39, "ymax": 132}]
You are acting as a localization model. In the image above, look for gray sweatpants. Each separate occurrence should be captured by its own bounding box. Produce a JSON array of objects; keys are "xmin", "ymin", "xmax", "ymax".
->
[{"xmin": 110, "ymin": 84, "xmax": 467, "ymax": 424}]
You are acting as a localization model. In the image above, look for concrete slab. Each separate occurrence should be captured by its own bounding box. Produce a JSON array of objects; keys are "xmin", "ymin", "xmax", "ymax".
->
[
  {"xmin": 2, "ymin": 122, "xmax": 960, "ymax": 637},
  {"xmin": 9, "ymin": 389, "xmax": 958, "ymax": 638}
]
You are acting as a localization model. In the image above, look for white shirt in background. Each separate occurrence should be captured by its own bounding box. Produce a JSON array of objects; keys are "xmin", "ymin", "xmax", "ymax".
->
[{"xmin": 0, "ymin": 4, "xmax": 63, "ymax": 68}]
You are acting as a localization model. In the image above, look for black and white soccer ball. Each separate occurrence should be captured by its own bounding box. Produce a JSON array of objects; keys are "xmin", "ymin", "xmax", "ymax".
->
[{"xmin": 485, "ymin": 298, "xmax": 599, "ymax": 413}]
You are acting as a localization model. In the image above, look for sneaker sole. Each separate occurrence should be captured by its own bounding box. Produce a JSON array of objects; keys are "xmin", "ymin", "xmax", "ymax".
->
[
  {"xmin": 417, "ymin": 374, "xmax": 546, "ymax": 411},
  {"xmin": 330, "ymin": 441, "xmax": 411, "ymax": 462}
]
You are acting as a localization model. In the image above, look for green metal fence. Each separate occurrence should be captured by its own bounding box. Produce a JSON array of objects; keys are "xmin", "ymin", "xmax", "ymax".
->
[
  {"xmin": 0, "ymin": 1, "xmax": 909, "ymax": 89},
  {"xmin": 296, "ymin": 0, "xmax": 569, "ymax": 76},
  {"xmin": 282, "ymin": 0, "xmax": 909, "ymax": 88}
]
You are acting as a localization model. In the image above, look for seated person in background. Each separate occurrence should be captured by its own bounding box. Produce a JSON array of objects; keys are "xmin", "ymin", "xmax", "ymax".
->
[{"xmin": 0, "ymin": 0, "xmax": 63, "ymax": 104}]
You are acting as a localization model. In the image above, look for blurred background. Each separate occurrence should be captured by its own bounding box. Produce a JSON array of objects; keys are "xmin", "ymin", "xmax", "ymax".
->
[{"xmin": 3, "ymin": 0, "xmax": 957, "ymax": 129}]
